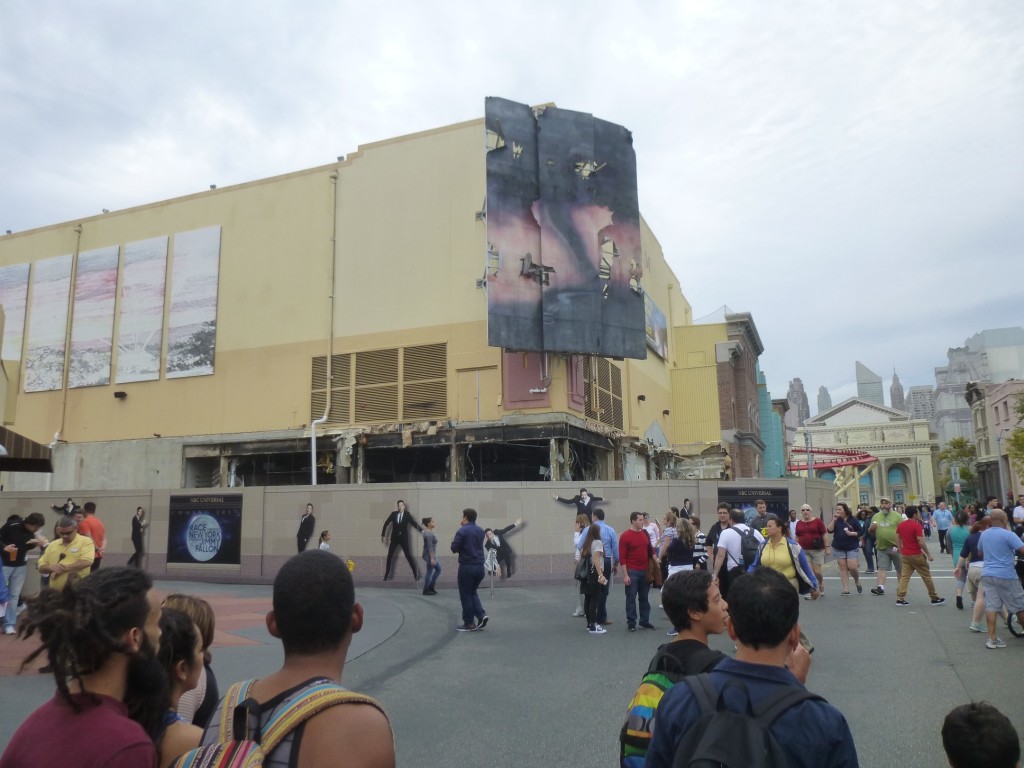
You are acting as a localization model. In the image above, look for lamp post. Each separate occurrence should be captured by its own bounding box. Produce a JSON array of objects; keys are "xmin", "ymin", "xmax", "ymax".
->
[{"xmin": 995, "ymin": 429, "xmax": 1010, "ymax": 506}]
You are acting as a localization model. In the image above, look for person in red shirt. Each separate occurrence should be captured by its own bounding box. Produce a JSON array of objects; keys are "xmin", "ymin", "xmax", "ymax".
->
[
  {"xmin": 895, "ymin": 506, "xmax": 945, "ymax": 607},
  {"xmin": 794, "ymin": 505, "xmax": 829, "ymax": 597},
  {"xmin": 620, "ymin": 512, "xmax": 656, "ymax": 631},
  {"xmin": 1, "ymin": 567, "xmax": 162, "ymax": 768},
  {"xmin": 77, "ymin": 501, "xmax": 107, "ymax": 573}
]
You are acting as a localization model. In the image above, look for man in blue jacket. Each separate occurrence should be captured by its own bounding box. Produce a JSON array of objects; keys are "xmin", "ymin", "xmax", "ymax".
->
[
  {"xmin": 647, "ymin": 567, "xmax": 858, "ymax": 768},
  {"xmin": 451, "ymin": 508, "xmax": 488, "ymax": 632}
]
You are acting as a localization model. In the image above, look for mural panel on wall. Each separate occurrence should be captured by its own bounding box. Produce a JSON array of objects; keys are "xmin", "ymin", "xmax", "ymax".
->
[
  {"xmin": 644, "ymin": 293, "xmax": 668, "ymax": 360},
  {"xmin": 484, "ymin": 96, "xmax": 646, "ymax": 360},
  {"xmin": 68, "ymin": 246, "xmax": 119, "ymax": 388},
  {"xmin": 24, "ymin": 254, "xmax": 72, "ymax": 392},
  {"xmin": 0, "ymin": 263, "xmax": 30, "ymax": 361},
  {"xmin": 166, "ymin": 226, "xmax": 220, "ymax": 379},
  {"xmin": 116, "ymin": 236, "xmax": 168, "ymax": 384}
]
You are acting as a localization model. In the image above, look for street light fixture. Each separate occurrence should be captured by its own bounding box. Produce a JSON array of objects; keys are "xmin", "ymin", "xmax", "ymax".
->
[{"xmin": 995, "ymin": 428, "xmax": 1012, "ymax": 505}]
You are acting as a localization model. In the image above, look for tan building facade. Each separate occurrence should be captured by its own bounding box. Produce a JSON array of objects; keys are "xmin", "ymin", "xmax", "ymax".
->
[
  {"xmin": 797, "ymin": 398, "xmax": 939, "ymax": 507},
  {"xmin": 0, "ymin": 112, "xmax": 766, "ymax": 492}
]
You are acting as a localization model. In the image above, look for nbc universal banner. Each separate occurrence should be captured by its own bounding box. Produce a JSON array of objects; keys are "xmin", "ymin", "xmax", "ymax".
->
[{"xmin": 167, "ymin": 494, "xmax": 243, "ymax": 565}]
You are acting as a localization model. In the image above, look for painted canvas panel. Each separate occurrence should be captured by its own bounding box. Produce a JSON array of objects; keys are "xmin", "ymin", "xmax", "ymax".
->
[
  {"xmin": 166, "ymin": 226, "xmax": 220, "ymax": 379},
  {"xmin": 24, "ymin": 254, "xmax": 73, "ymax": 392},
  {"xmin": 68, "ymin": 245, "xmax": 119, "ymax": 388},
  {"xmin": 485, "ymin": 96, "xmax": 646, "ymax": 359},
  {"xmin": 644, "ymin": 293, "xmax": 668, "ymax": 360},
  {"xmin": 116, "ymin": 236, "xmax": 168, "ymax": 383},
  {"xmin": 0, "ymin": 263, "xmax": 30, "ymax": 361}
]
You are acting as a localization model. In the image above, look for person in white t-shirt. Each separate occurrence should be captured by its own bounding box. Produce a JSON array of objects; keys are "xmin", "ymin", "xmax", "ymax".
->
[{"xmin": 710, "ymin": 508, "xmax": 765, "ymax": 599}]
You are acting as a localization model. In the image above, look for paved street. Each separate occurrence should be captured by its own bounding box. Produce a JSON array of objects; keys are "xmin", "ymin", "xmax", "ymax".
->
[{"xmin": 2, "ymin": 564, "xmax": 1022, "ymax": 767}]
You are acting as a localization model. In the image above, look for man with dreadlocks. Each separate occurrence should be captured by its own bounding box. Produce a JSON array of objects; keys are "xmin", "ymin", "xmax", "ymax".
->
[{"xmin": 0, "ymin": 567, "xmax": 163, "ymax": 768}]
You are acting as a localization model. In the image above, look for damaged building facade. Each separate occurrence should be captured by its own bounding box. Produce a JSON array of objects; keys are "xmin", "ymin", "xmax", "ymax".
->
[{"xmin": 0, "ymin": 104, "xmax": 767, "ymax": 492}]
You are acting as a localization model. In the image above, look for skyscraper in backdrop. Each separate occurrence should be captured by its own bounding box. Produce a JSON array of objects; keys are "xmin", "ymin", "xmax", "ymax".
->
[
  {"xmin": 890, "ymin": 372, "xmax": 906, "ymax": 411},
  {"xmin": 907, "ymin": 386, "xmax": 935, "ymax": 421},
  {"xmin": 787, "ymin": 378, "xmax": 810, "ymax": 426},
  {"xmin": 855, "ymin": 362, "xmax": 884, "ymax": 407},
  {"xmin": 817, "ymin": 386, "xmax": 832, "ymax": 415}
]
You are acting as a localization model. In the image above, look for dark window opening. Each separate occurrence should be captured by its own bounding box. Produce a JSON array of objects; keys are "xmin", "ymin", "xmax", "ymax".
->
[
  {"xmin": 363, "ymin": 446, "xmax": 450, "ymax": 483},
  {"xmin": 465, "ymin": 442, "xmax": 549, "ymax": 482}
]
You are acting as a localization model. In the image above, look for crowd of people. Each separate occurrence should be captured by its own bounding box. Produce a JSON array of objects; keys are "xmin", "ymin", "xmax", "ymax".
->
[{"xmin": 2, "ymin": 491, "xmax": 1022, "ymax": 766}]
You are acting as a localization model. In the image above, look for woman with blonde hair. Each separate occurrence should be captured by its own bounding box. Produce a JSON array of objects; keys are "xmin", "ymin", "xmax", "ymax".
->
[
  {"xmin": 658, "ymin": 509, "xmax": 679, "ymax": 585},
  {"xmin": 161, "ymin": 593, "xmax": 218, "ymax": 727}
]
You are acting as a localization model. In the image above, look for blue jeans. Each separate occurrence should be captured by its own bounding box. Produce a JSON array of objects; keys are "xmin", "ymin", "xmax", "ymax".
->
[
  {"xmin": 2, "ymin": 565, "xmax": 23, "ymax": 628},
  {"xmin": 596, "ymin": 557, "xmax": 611, "ymax": 623},
  {"xmin": 457, "ymin": 563, "xmax": 485, "ymax": 626},
  {"xmin": 423, "ymin": 557, "xmax": 441, "ymax": 591},
  {"xmin": 863, "ymin": 536, "xmax": 875, "ymax": 571},
  {"xmin": 624, "ymin": 568, "xmax": 650, "ymax": 628}
]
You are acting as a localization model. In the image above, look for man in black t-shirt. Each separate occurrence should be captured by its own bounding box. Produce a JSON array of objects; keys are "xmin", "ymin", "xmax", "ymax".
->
[{"xmin": 1, "ymin": 513, "xmax": 47, "ymax": 634}]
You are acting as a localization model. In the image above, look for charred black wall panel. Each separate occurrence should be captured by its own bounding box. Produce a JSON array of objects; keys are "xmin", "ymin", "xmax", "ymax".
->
[{"xmin": 485, "ymin": 97, "xmax": 646, "ymax": 360}]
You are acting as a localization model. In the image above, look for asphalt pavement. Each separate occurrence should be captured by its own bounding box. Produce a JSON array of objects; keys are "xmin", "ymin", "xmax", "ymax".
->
[{"xmin": 2, "ymin": 564, "xmax": 1022, "ymax": 767}]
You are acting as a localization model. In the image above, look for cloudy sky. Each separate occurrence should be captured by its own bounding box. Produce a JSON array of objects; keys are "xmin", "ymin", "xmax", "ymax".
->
[{"xmin": 3, "ymin": 1, "xmax": 1022, "ymax": 410}]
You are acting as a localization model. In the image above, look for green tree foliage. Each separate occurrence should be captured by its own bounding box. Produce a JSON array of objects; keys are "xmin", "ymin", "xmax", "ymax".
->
[{"xmin": 937, "ymin": 437, "xmax": 977, "ymax": 489}]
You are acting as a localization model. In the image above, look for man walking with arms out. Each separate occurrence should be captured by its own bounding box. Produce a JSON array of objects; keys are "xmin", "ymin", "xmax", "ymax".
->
[
  {"xmin": 869, "ymin": 496, "xmax": 902, "ymax": 596},
  {"xmin": 894, "ymin": 506, "xmax": 945, "ymax": 607},
  {"xmin": 620, "ymin": 512, "xmax": 656, "ymax": 631},
  {"xmin": 451, "ymin": 508, "xmax": 488, "ymax": 632}
]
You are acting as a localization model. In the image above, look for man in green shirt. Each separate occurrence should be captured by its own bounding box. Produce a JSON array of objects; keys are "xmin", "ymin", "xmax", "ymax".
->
[{"xmin": 869, "ymin": 497, "xmax": 902, "ymax": 595}]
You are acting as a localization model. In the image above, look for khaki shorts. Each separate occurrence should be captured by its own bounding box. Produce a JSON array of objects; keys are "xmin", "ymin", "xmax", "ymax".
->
[
  {"xmin": 967, "ymin": 564, "xmax": 983, "ymax": 599},
  {"xmin": 804, "ymin": 549, "xmax": 825, "ymax": 566}
]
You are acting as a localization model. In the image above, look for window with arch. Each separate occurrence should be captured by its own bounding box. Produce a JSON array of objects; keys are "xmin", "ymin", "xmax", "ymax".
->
[
  {"xmin": 887, "ymin": 465, "xmax": 907, "ymax": 485},
  {"xmin": 818, "ymin": 469, "xmax": 836, "ymax": 482}
]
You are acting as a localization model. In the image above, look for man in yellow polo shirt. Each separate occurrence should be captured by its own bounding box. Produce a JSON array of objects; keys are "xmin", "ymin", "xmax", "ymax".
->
[{"xmin": 38, "ymin": 516, "xmax": 95, "ymax": 591}]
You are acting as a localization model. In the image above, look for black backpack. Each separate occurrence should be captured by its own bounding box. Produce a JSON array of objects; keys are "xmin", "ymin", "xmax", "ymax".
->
[
  {"xmin": 671, "ymin": 674, "xmax": 822, "ymax": 768},
  {"xmin": 737, "ymin": 525, "xmax": 761, "ymax": 567}
]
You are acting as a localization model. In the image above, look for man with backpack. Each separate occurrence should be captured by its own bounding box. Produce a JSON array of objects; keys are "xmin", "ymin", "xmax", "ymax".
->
[
  {"xmin": 710, "ymin": 509, "xmax": 764, "ymax": 600},
  {"xmin": 192, "ymin": 550, "xmax": 394, "ymax": 766},
  {"xmin": 646, "ymin": 567, "xmax": 859, "ymax": 768},
  {"xmin": 621, "ymin": 570, "xmax": 812, "ymax": 767}
]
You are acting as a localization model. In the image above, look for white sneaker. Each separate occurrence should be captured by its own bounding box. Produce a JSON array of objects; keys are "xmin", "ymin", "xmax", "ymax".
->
[
  {"xmin": 3, "ymin": 626, "xmax": 14, "ymax": 635},
  {"xmin": 986, "ymin": 638, "xmax": 1007, "ymax": 649},
  {"xmin": 589, "ymin": 624, "xmax": 607, "ymax": 634}
]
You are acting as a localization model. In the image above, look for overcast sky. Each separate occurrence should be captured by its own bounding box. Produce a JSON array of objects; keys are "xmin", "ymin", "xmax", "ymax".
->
[{"xmin": 2, "ymin": 1, "xmax": 1022, "ymax": 409}]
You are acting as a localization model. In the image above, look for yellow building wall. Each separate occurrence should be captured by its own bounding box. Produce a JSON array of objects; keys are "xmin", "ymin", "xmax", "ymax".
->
[
  {"xmin": 0, "ymin": 115, "xmax": 690, "ymax": 449},
  {"xmin": 672, "ymin": 324, "xmax": 726, "ymax": 446}
]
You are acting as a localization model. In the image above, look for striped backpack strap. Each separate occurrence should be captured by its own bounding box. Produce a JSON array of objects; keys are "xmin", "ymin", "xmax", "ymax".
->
[
  {"xmin": 217, "ymin": 679, "xmax": 259, "ymax": 743},
  {"xmin": 259, "ymin": 681, "xmax": 389, "ymax": 755}
]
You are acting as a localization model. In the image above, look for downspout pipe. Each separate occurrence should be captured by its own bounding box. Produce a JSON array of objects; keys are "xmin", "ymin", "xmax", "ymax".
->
[
  {"xmin": 311, "ymin": 170, "xmax": 340, "ymax": 485},
  {"xmin": 53, "ymin": 223, "xmax": 84, "ymax": 449}
]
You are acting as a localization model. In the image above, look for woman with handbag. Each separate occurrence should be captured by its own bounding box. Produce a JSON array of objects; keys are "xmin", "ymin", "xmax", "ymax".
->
[
  {"xmin": 572, "ymin": 514, "xmax": 590, "ymax": 617},
  {"xmin": 795, "ymin": 504, "xmax": 829, "ymax": 597},
  {"xmin": 578, "ymin": 522, "xmax": 609, "ymax": 634},
  {"xmin": 748, "ymin": 515, "xmax": 819, "ymax": 652}
]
